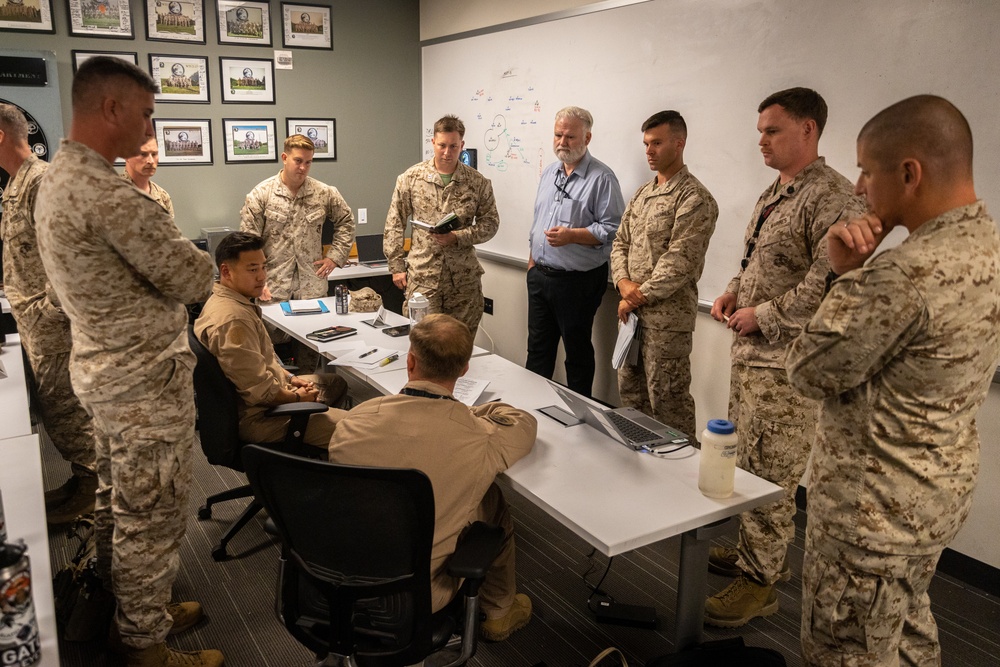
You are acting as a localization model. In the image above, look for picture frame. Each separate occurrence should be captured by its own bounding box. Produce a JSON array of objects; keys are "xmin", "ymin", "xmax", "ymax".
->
[
  {"xmin": 150, "ymin": 54, "xmax": 209, "ymax": 103},
  {"xmin": 66, "ymin": 0, "xmax": 133, "ymax": 38},
  {"xmin": 220, "ymin": 56, "xmax": 275, "ymax": 104},
  {"xmin": 145, "ymin": 0, "xmax": 205, "ymax": 43},
  {"xmin": 285, "ymin": 118, "xmax": 336, "ymax": 160},
  {"xmin": 223, "ymin": 118, "xmax": 277, "ymax": 163},
  {"xmin": 0, "ymin": 0, "xmax": 56, "ymax": 34},
  {"xmin": 280, "ymin": 2, "xmax": 331, "ymax": 50},
  {"xmin": 72, "ymin": 49, "xmax": 139, "ymax": 73},
  {"xmin": 154, "ymin": 118, "xmax": 212, "ymax": 165},
  {"xmin": 216, "ymin": 0, "xmax": 270, "ymax": 46}
]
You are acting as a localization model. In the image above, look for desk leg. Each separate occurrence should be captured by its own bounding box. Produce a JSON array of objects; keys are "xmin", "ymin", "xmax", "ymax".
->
[{"xmin": 674, "ymin": 517, "xmax": 734, "ymax": 651}]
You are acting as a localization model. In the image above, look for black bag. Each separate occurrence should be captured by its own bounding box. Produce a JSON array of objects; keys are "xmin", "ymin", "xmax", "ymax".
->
[
  {"xmin": 645, "ymin": 637, "xmax": 786, "ymax": 666},
  {"xmin": 52, "ymin": 514, "xmax": 116, "ymax": 642}
]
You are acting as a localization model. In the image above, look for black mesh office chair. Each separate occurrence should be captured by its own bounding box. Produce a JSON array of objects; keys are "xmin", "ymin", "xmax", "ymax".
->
[
  {"xmin": 242, "ymin": 444, "xmax": 504, "ymax": 667},
  {"xmin": 188, "ymin": 325, "xmax": 327, "ymax": 561}
]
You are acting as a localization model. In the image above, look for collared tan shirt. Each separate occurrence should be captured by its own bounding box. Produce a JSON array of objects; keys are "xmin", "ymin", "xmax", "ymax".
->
[
  {"xmin": 240, "ymin": 173, "xmax": 355, "ymax": 300},
  {"xmin": 329, "ymin": 380, "xmax": 536, "ymax": 612},
  {"xmin": 787, "ymin": 201, "xmax": 1000, "ymax": 556},
  {"xmin": 35, "ymin": 139, "xmax": 214, "ymax": 402},
  {"xmin": 384, "ymin": 160, "xmax": 500, "ymax": 288},
  {"xmin": 611, "ymin": 166, "xmax": 718, "ymax": 332},
  {"xmin": 1, "ymin": 154, "xmax": 72, "ymax": 356},
  {"xmin": 121, "ymin": 171, "xmax": 174, "ymax": 219},
  {"xmin": 194, "ymin": 282, "xmax": 293, "ymax": 423},
  {"xmin": 725, "ymin": 157, "xmax": 865, "ymax": 368}
]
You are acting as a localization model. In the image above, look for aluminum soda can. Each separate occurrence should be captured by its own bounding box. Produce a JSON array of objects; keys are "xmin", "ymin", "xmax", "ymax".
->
[
  {"xmin": 335, "ymin": 284, "xmax": 349, "ymax": 315},
  {"xmin": 0, "ymin": 541, "xmax": 41, "ymax": 666}
]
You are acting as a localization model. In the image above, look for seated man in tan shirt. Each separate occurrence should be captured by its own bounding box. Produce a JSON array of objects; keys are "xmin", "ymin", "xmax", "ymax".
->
[
  {"xmin": 194, "ymin": 231, "xmax": 347, "ymax": 447},
  {"xmin": 329, "ymin": 314, "xmax": 537, "ymax": 642}
]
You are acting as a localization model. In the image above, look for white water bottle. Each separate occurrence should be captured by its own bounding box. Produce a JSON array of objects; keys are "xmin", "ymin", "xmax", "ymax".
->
[
  {"xmin": 408, "ymin": 292, "xmax": 429, "ymax": 324},
  {"xmin": 698, "ymin": 419, "xmax": 738, "ymax": 498}
]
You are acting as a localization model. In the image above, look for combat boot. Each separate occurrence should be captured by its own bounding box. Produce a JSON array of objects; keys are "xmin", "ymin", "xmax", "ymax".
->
[
  {"xmin": 707, "ymin": 546, "xmax": 791, "ymax": 581},
  {"xmin": 125, "ymin": 642, "xmax": 224, "ymax": 667},
  {"xmin": 704, "ymin": 574, "xmax": 778, "ymax": 628},
  {"xmin": 109, "ymin": 602, "xmax": 205, "ymax": 653},
  {"xmin": 47, "ymin": 473, "xmax": 98, "ymax": 525},
  {"xmin": 480, "ymin": 593, "xmax": 532, "ymax": 641},
  {"xmin": 44, "ymin": 474, "xmax": 80, "ymax": 510}
]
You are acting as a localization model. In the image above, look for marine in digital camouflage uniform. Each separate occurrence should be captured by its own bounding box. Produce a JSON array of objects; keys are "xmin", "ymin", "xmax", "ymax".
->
[
  {"xmin": 0, "ymin": 102, "xmax": 97, "ymax": 521},
  {"xmin": 787, "ymin": 96, "xmax": 1000, "ymax": 667},
  {"xmin": 34, "ymin": 58, "xmax": 220, "ymax": 665},
  {"xmin": 611, "ymin": 111, "xmax": 717, "ymax": 438},
  {"xmin": 707, "ymin": 88, "xmax": 865, "ymax": 627},
  {"xmin": 384, "ymin": 115, "xmax": 499, "ymax": 336},
  {"xmin": 122, "ymin": 136, "xmax": 174, "ymax": 218}
]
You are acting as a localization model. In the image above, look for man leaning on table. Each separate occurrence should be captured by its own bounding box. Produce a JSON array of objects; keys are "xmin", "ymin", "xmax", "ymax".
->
[
  {"xmin": 195, "ymin": 231, "xmax": 348, "ymax": 448},
  {"xmin": 329, "ymin": 313, "xmax": 537, "ymax": 642}
]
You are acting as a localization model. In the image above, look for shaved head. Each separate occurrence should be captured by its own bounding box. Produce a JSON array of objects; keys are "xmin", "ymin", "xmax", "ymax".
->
[
  {"xmin": 858, "ymin": 95, "xmax": 973, "ymax": 181},
  {"xmin": 71, "ymin": 56, "xmax": 157, "ymax": 115}
]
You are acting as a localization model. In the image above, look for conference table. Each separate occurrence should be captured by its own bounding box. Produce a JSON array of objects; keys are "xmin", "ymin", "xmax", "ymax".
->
[{"xmin": 262, "ymin": 298, "xmax": 783, "ymax": 649}]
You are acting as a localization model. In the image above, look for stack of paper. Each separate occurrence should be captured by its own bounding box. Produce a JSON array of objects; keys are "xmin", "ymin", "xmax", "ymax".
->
[
  {"xmin": 612, "ymin": 312, "xmax": 641, "ymax": 369},
  {"xmin": 288, "ymin": 300, "xmax": 323, "ymax": 313}
]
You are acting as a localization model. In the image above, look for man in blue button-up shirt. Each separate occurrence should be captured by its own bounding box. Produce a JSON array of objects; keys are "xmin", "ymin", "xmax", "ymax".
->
[{"xmin": 526, "ymin": 107, "xmax": 624, "ymax": 397}]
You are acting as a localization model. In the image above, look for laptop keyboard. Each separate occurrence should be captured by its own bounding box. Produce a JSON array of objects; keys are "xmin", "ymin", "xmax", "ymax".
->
[{"xmin": 607, "ymin": 411, "xmax": 661, "ymax": 444}]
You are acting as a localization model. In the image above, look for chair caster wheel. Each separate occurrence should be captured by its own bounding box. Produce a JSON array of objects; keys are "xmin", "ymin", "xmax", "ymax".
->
[
  {"xmin": 212, "ymin": 547, "xmax": 229, "ymax": 561},
  {"xmin": 198, "ymin": 506, "xmax": 211, "ymax": 520}
]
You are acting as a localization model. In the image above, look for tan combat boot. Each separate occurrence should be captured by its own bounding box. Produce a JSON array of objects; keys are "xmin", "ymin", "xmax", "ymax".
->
[
  {"xmin": 704, "ymin": 574, "xmax": 778, "ymax": 628},
  {"xmin": 46, "ymin": 473, "xmax": 98, "ymax": 525},
  {"xmin": 125, "ymin": 642, "xmax": 224, "ymax": 667}
]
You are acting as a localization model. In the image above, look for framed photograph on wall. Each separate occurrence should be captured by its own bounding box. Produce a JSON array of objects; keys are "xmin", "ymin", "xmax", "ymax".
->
[
  {"xmin": 154, "ymin": 118, "xmax": 212, "ymax": 165},
  {"xmin": 150, "ymin": 54, "xmax": 209, "ymax": 103},
  {"xmin": 223, "ymin": 118, "xmax": 276, "ymax": 163},
  {"xmin": 285, "ymin": 118, "xmax": 336, "ymax": 160},
  {"xmin": 220, "ymin": 56, "xmax": 275, "ymax": 104},
  {"xmin": 216, "ymin": 0, "xmax": 270, "ymax": 46},
  {"xmin": 0, "ymin": 0, "xmax": 56, "ymax": 34},
  {"xmin": 72, "ymin": 50, "xmax": 139, "ymax": 73},
  {"xmin": 145, "ymin": 0, "xmax": 205, "ymax": 43},
  {"xmin": 280, "ymin": 2, "xmax": 331, "ymax": 50},
  {"xmin": 66, "ymin": 0, "xmax": 134, "ymax": 38}
]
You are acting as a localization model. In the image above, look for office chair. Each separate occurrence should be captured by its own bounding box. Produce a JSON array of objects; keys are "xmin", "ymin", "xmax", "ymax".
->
[
  {"xmin": 188, "ymin": 325, "xmax": 327, "ymax": 561},
  {"xmin": 242, "ymin": 444, "xmax": 504, "ymax": 667}
]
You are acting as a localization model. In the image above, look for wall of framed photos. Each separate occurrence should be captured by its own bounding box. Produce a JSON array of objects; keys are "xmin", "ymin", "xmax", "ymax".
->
[{"xmin": 1, "ymin": 0, "xmax": 421, "ymax": 240}]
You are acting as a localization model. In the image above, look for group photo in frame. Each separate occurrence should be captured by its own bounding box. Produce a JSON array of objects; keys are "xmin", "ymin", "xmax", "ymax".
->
[
  {"xmin": 0, "ymin": 0, "xmax": 55, "ymax": 34},
  {"xmin": 286, "ymin": 118, "xmax": 336, "ymax": 160},
  {"xmin": 220, "ymin": 56, "xmax": 275, "ymax": 103},
  {"xmin": 154, "ymin": 118, "xmax": 212, "ymax": 165},
  {"xmin": 217, "ymin": 0, "xmax": 270, "ymax": 46},
  {"xmin": 223, "ymin": 118, "xmax": 276, "ymax": 163},
  {"xmin": 66, "ymin": 0, "xmax": 133, "ymax": 38},
  {"xmin": 145, "ymin": 0, "xmax": 205, "ymax": 43},
  {"xmin": 72, "ymin": 49, "xmax": 138, "ymax": 72},
  {"xmin": 281, "ymin": 2, "xmax": 331, "ymax": 50},
  {"xmin": 150, "ymin": 54, "xmax": 209, "ymax": 103}
]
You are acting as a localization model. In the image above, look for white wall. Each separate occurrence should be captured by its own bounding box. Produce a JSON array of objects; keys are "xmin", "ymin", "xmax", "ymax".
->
[{"xmin": 420, "ymin": 0, "xmax": 645, "ymax": 40}]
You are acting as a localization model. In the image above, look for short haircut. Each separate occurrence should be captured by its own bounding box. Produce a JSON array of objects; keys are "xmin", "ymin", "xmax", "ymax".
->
[
  {"xmin": 284, "ymin": 133, "xmax": 315, "ymax": 153},
  {"xmin": 641, "ymin": 110, "xmax": 687, "ymax": 138},
  {"xmin": 758, "ymin": 87, "xmax": 828, "ymax": 137},
  {"xmin": 215, "ymin": 231, "xmax": 265, "ymax": 269},
  {"xmin": 0, "ymin": 102, "xmax": 29, "ymax": 142},
  {"xmin": 408, "ymin": 313, "xmax": 473, "ymax": 381},
  {"xmin": 71, "ymin": 56, "xmax": 157, "ymax": 114},
  {"xmin": 858, "ymin": 94, "xmax": 973, "ymax": 179},
  {"xmin": 555, "ymin": 106, "xmax": 594, "ymax": 132},
  {"xmin": 433, "ymin": 115, "xmax": 465, "ymax": 138}
]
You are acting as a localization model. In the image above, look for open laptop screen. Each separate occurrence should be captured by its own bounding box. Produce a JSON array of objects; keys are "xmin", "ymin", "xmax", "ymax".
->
[{"xmin": 355, "ymin": 234, "xmax": 387, "ymax": 265}]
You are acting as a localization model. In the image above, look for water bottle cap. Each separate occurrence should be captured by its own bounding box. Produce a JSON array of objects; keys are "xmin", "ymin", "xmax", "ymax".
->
[{"xmin": 706, "ymin": 419, "xmax": 735, "ymax": 435}]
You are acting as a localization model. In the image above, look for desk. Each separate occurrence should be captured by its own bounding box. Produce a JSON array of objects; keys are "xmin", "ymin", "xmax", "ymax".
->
[
  {"xmin": 1, "ymin": 335, "xmax": 33, "ymax": 442},
  {"xmin": 327, "ymin": 263, "xmax": 391, "ymax": 280}
]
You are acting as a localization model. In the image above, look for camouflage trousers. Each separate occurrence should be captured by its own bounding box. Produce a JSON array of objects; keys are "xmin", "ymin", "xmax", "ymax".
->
[
  {"xmin": 240, "ymin": 372, "xmax": 348, "ymax": 449},
  {"xmin": 89, "ymin": 359, "xmax": 195, "ymax": 650},
  {"xmin": 617, "ymin": 329, "xmax": 696, "ymax": 438},
  {"xmin": 25, "ymin": 348, "xmax": 96, "ymax": 474},
  {"xmin": 730, "ymin": 364, "xmax": 817, "ymax": 585},
  {"xmin": 801, "ymin": 528, "xmax": 941, "ymax": 666},
  {"xmin": 406, "ymin": 268, "xmax": 483, "ymax": 337}
]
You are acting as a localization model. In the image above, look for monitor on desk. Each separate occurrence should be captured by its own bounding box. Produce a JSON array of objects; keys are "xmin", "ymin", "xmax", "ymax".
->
[{"xmin": 355, "ymin": 234, "xmax": 388, "ymax": 267}]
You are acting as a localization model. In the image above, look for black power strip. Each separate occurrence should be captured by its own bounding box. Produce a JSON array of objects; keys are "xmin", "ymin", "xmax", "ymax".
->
[{"xmin": 593, "ymin": 600, "xmax": 658, "ymax": 629}]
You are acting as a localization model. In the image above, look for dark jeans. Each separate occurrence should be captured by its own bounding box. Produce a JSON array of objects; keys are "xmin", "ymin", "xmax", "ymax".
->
[{"xmin": 525, "ymin": 262, "xmax": 608, "ymax": 397}]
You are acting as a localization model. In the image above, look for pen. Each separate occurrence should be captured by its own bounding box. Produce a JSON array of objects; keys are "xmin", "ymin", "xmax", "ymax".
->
[
  {"xmin": 723, "ymin": 314, "xmax": 730, "ymax": 323},
  {"xmin": 379, "ymin": 353, "xmax": 399, "ymax": 367},
  {"xmin": 359, "ymin": 348, "xmax": 378, "ymax": 358}
]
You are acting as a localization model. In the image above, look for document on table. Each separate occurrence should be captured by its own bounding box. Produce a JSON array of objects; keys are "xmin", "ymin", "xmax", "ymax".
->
[
  {"xmin": 327, "ymin": 347, "xmax": 400, "ymax": 371},
  {"xmin": 612, "ymin": 312, "xmax": 641, "ymax": 369},
  {"xmin": 453, "ymin": 377, "xmax": 490, "ymax": 406}
]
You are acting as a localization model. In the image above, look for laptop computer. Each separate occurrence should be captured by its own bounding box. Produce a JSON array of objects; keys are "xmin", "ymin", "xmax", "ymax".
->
[
  {"xmin": 545, "ymin": 379, "xmax": 690, "ymax": 451},
  {"xmin": 355, "ymin": 234, "xmax": 388, "ymax": 267}
]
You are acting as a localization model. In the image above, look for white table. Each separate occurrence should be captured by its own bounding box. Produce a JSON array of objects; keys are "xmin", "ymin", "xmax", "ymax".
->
[
  {"xmin": 327, "ymin": 263, "xmax": 391, "ymax": 281},
  {"xmin": 1, "ymin": 335, "xmax": 33, "ymax": 442}
]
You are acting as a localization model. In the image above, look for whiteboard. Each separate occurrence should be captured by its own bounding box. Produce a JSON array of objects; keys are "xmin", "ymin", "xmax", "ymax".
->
[{"xmin": 422, "ymin": 0, "xmax": 1000, "ymax": 300}]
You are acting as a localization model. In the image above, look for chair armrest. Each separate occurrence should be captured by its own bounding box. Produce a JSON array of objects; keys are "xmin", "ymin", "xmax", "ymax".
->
[
  {"xmin": 447, "ymin": 521, "xmax": 503, "ymax": 581},
  {"xmin": 265, "ymin": 402, "xmax": 328, "ymax": 418},
  {"xmin": 265, "ymin": 402, "xmax": 329, "ymax": 452}
]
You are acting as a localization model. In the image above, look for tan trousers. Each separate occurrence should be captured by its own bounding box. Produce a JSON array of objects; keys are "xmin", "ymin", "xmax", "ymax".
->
[{"xmin": 239, "ymin": 372, "xmax": 347, "ymax": 448}]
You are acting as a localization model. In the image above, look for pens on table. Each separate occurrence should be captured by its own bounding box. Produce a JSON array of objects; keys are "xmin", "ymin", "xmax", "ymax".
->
[
  {"xmin": 379, "ymin": 353, "xmax": 399, "ymax": 367},
  {"xmin": 359, "ymin": 348, "xmax": 378, "ymax": 358}
]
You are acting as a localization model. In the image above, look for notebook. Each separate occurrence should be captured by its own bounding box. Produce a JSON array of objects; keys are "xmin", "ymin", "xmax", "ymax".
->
[
  {"xmin": 355, "ymin": 234, "xmax": 388, "ymax": 267},
  {"xmin": 545, "ymin": 380, "xmax": 690, "ymax": 451}
]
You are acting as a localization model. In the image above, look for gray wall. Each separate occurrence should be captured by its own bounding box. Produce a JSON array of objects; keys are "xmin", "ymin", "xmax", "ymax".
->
[{"xmin": 1, "ymin": 0, "xmax": 421, "ymax": 240}]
